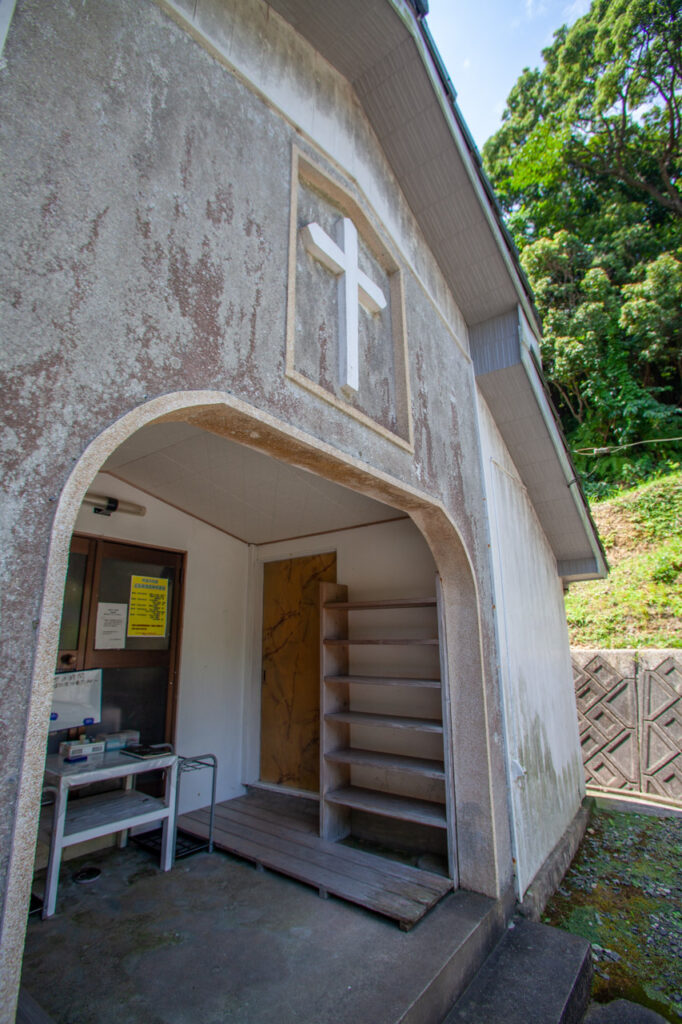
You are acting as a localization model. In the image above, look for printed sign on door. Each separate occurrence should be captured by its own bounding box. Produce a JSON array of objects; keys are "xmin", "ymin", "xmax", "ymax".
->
[{"xmin": 128, "ymin": 575, "xmax": 168, "ymax": 637}]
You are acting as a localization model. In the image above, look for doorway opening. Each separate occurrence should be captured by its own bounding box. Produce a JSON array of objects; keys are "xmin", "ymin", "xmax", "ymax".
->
[{"xmin": 23, "ymin": 394, "xmax": 498, "ymax": 947}]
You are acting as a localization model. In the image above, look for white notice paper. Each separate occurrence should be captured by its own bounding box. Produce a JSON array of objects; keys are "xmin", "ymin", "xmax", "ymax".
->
[
  {"xmin": 49, "ymin": 669, "xmax": 102, "ymax": 732},
  {"xmin": 95, "ymin": 602, "xmax": 127, "ymax": 650}
]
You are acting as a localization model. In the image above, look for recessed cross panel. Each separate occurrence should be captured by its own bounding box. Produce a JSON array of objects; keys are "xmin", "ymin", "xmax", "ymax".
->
[
  {"xmin": 301, "ymin": 218, "xmax": 387, "ymax": 395},
  {"xmin": 286, "ymin": 147, "xmax": 413, "ymax": 452}
]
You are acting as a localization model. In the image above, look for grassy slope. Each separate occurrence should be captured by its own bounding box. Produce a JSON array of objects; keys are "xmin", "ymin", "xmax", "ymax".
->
[{"xmin": 565, "ymin": 471, "xmax": 682, "ymax": 648}]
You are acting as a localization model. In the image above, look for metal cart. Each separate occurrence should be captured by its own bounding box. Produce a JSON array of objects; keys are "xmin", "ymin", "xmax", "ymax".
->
[{"xmin": 174, "ymin": 753, "xmax": 218, "ymax": 858}]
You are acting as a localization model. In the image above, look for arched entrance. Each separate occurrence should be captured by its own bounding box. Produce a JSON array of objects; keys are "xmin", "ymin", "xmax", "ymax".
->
[{"xmin": 4, "ymin": 391, "xmax": 508, "ymax": 1005}]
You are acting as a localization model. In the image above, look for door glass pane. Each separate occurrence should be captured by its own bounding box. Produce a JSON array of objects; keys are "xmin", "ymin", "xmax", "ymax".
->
[
  {"xmin": 96, "ymin": 558, "xmax": 174, "ymax": 651},
  {"xmin": 58, "ymin": 552, "xmax": 87, "ymax": 652},
  {"xmin": 46, "ymin": 665, "xmax": 168, "ymax": 753},
  {"xmin": 100, "ymin": 666, "xmax": 168, "ymax": 744}
]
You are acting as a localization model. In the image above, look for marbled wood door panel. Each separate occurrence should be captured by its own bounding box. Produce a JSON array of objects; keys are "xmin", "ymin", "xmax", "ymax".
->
[{"xmin": 260, "ymin": 552, "xmax": 337, "ymax": 791}]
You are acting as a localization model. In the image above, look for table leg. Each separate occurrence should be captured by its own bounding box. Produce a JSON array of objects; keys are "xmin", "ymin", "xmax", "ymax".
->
[
  {"xmin": 43, "ymin": 784, "xmax": 68, "ymax": 919},
  {"xmin": 160, "ymin": 759, "xmax": 179, "ymax": 871},
  {"xmin": 118, "ymin": 774, "xmax": 134, "ymax": 848}
]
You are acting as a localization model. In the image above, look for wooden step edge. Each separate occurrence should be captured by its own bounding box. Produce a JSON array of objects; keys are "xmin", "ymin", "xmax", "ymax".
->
[
  {"xmin": 323, "ymin": 599, "xmax": 437, "ymax": 610},
  {"xmin": 323, "ymin": 637, "xmax": 439, "ymax": 646},
  {"xmin": 324, "ymin": 674, "xmax": 442, "ymax": 688},
  {"xmin": 324, "ymin": 748, "xmax": 445, "ymax": 779},
  {"xmin": 325, "ymin": 786, "xmax": 447, "ymax": 828},
  {"xmin": 324, "ymin": 711, "xmax": 443, "ymax": 733}
]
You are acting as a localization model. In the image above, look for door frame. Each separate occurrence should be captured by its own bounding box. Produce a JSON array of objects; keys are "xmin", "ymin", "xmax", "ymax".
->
[{"xmin": 59, "ymin": 532, "xmax": 186, "ymax": 744}]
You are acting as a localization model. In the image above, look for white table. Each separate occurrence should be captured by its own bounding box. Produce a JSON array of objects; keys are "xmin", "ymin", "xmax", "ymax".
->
[{"xmin": 42, "ymin": 750, "xmax": 179, "ymax": 918}]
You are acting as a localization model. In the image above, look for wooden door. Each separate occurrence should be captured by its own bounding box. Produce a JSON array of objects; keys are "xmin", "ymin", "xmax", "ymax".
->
[{"xmin": 259, "ymin": 552, "xmax": 336, "ymax": 792}]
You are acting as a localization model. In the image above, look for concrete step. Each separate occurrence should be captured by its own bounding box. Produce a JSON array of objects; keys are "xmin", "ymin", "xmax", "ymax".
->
[
  {"xmin": 441, "ymin": 917, "xmax": 592, "ymax": 1024},
  {"xmin": 585, "ymin": 1000, "xmax": 671, "ymax": 1023}
]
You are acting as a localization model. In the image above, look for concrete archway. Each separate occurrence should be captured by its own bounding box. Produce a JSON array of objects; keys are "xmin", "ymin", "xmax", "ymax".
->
[{"xmin": 2, "ymin": 390, "xmax": 511, "ymax": 1011}]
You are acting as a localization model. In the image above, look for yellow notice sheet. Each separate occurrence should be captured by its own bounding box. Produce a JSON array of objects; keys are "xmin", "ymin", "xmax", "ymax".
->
[{"xmin": 128, "ymin": 575, "xmax": 169, "ymax": 637}]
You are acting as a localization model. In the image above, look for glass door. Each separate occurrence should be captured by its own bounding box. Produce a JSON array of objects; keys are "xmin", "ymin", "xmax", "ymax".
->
[{"xmin": 50, "ymin": 535, "xmax": 184, "ymax": 753}]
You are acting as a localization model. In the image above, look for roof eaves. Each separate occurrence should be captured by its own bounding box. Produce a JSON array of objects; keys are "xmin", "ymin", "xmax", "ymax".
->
[{"xmin": 413, "ymin": 13, "xmax": 543, "ymax": 336}]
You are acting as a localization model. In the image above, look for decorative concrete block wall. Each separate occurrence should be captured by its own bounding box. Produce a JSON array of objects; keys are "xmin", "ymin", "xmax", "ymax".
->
[{"xmin": 573, "ymin": 650, "xmax": 682, "ymax": 802}]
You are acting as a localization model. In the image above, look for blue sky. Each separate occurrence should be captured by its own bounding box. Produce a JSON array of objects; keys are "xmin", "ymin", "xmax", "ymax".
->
[{"xmin": 425, "ymin": 0, "xmax": 592, "ymax": 150}]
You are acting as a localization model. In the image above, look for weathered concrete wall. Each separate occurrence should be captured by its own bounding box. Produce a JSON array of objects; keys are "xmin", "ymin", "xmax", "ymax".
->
[
  {"xmin": 477, "ymin": 397, "xmax": 585, "ymax": 898},
  {"xmin": 573, "ymin": 650, "xmax": 682, "ymax": 802},
  {"xmin": 0, "ymin": 0, "xmax": 516, "ymax": 1008}
]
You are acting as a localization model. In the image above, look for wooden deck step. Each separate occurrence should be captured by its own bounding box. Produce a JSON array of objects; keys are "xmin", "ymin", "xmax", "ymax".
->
[
  {"xmin": 325, "ymin": 748, "xmax": 445, "ymax": 779},
  {"xmin": 178, "ymin": 793, "xmax": 452, "ymax": 929},
  {"xmin": 325, "ymin": 710, "xmax": 443, "ymax": 733},
  {"xmin": 235, "ymin": 791, "xmax": 449, "ymax": 894},
  {"xmin": 324, "ymin": 598, "xmax": 437, "ymax": 610},
  {"xmin": 212, "ymin": 803, "xmax": 443, "ymax": 900},
  {"xmin": 325, "ymin": 675, "xmax": 441, "ymax": 688},
  {"xmin": 324, "ymin": 637, "xmax": 439, "ymax": 646},
  {"xmin": 325, "ymin": 786, "xmax": 447, "ymax": 828}
]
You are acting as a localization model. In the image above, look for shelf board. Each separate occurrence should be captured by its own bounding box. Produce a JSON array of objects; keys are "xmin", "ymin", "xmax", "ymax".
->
[
  {"xmin": 325, "ymin": 786, "xmax": 447, "ymax": 828},
  {"xmin": 325, "ymin": 710, "xmax": 443, "ymax": 733},
  {"xmin": 323, "ymin": 598, "xmax": 437, "ymax": 610},
  {"xmin": 325, "ymin": 748, "xmax": 445, "ymax": 779},
  {"xmin": 323, "ymin": 637, "xmax": 439, "ymax": 646},
  {"xmin": 325, "ymin": 674, "xmax": 441, "ymax": 689},
  {"xmin": 62, "ymin": 790, "xmax": 169, "ymax": 845}
]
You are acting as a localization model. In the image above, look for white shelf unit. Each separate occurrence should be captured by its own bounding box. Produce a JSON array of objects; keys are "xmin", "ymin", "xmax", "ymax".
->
[{"xmin": 319, "ymin": 582, "xmax": 455, "ymax": 877}]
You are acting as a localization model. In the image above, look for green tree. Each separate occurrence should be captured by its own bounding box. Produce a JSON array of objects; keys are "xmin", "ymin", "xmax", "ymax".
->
[
  {"xmin": 620, "ymin": 252, "xmax": 682, "ymax": 395},
  {"xmin": 483, "ymin": 0, "xmax": 682, "ymax": 491}
]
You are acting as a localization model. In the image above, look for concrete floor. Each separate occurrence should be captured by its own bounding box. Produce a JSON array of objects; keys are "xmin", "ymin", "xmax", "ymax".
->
[{"xmin": 22, "ymin": 843, "xmax": 502, "ymax": 1024}]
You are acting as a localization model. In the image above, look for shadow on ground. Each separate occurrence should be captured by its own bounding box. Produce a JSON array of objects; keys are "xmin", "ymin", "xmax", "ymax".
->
[{"xmin": 22, "ymin": 842, "xmax": 496, "ymax": 1024}]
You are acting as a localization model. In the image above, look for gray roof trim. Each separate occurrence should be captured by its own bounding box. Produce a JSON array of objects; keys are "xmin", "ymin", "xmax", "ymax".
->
[
  {"xmin": 558, "ymin": 558, "xmax": 603, "ymax": 582},
  {"xmin": 384, "ymin": 0, "xmax": 541, "ymax": 331},
  {"xmin": 413, "ymin": 15, "xmax": 541, "ymax": 331},
  {"xmin": 519, "ymin": 343, "xmax": 607, "ymax": 579},
  {"xmin": 472, "ymin": 308, "xmax": 607, "ymax": 580}
]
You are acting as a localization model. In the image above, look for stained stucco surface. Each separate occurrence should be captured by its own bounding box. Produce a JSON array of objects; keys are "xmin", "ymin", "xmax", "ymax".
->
[
  {"xmin": 0, "ymin": 0, "xmax": 515, "ymax": 1011},
  {"xmin": 478, "ymin": 396, "xmax": 585, "ymax": 896}
]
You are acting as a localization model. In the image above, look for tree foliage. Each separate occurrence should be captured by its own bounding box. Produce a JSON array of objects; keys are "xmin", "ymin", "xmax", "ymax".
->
[{"xmin": 483, "ymin": 0, "xmax": 682, "ymax": 492}]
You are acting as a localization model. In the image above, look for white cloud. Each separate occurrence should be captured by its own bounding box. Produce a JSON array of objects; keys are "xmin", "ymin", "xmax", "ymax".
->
[
  {"xmin": 525, "ymin": 0, "xmax": 549, "ymax": 19},
  {"xmin": 463, "ymin": 57, "xmax": 472, "ymax": 70},
  {"xmin": 562, "ymin": 0, "xmax": 591, "ymax": 20}
]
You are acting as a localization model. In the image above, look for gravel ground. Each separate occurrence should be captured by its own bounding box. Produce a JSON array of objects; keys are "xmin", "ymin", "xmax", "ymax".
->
[{"xmin": 542, "ymin": 808, "xmax": 682, "ymax": 1022}]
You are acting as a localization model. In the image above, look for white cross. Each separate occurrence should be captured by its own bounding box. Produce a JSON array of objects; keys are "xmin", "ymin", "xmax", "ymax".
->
[{"xmin": 301, "ymin": 217, "xmax": 387, "ymax": 395}]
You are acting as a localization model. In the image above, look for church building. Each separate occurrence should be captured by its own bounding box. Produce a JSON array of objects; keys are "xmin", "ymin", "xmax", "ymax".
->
[{"xmin": 0, "ymin": 0, "xmax": 606, "ymax": 1018}]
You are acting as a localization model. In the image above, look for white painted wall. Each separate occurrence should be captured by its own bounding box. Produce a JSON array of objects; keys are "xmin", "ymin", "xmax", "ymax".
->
[
  {"xmin": 476, "ymin": 398, "xmax": 585, "ymax": 897},
  {"xmin": 74, "ymin": 473, "xmax": 250, "ymax": 813}
]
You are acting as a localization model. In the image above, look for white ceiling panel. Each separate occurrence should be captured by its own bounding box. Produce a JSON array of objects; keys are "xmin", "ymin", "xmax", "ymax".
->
[{"xmin": 102, "ymin": 423, "xmax": 400, "ymax": 544}]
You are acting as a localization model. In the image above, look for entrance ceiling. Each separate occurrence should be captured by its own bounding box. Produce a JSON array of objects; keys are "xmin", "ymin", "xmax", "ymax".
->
[{"xmin": 101, "ymin": 422, "xmax": 400, "ymax": 545}]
